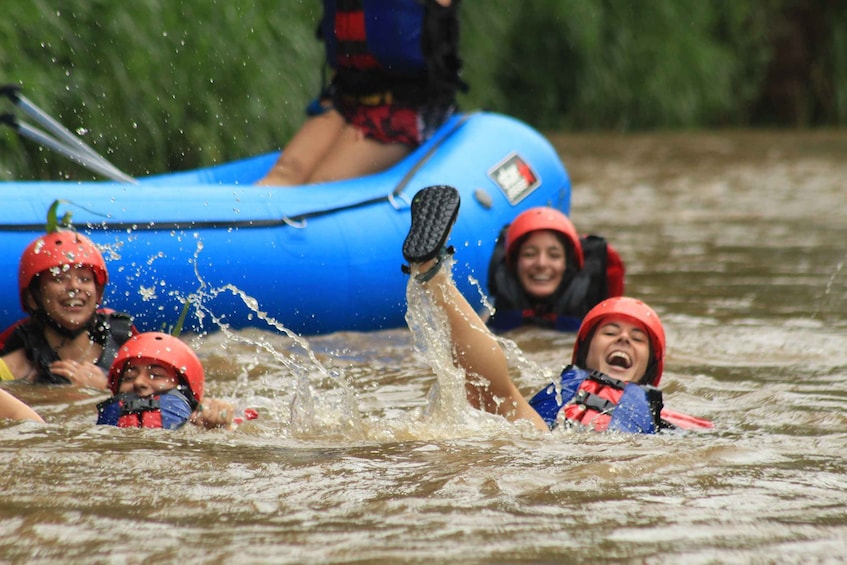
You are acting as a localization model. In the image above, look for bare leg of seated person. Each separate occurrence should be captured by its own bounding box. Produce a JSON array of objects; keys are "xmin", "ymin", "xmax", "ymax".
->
[
  {"xmin": 256, "ymin": 108, "xmax": 346, "ymax": 186},
  {"xmin": 304, "ymin": 123, "xmax": 411, "ymax": 185}
]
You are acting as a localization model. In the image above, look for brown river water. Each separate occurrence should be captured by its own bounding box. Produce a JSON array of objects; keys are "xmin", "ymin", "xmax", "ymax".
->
[{"xmin": 2, "ymin": 130, "xmax": 846, "ymax": 564}]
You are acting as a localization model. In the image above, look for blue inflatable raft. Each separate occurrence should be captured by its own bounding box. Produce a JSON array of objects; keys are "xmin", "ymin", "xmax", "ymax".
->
[{"xmin": 0, "ymin": 111, "xmax": 571, "ymax": 335}]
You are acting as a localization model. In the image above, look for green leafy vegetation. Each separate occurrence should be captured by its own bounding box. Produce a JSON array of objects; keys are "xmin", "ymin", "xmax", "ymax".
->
[{"xmin": 1, "ymin": 0, "xmax": 844, "ymax": 180}]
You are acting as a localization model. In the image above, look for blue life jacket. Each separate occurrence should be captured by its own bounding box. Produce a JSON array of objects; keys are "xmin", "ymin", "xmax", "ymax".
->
[
  {"xmin": 322, "ymin": 0, "xmax": 426, "ymax": 74},
  {"xmin": 528, "ymin": 365, "xmax": 664, "ymax": 434},
  {"xmin": 318, "ymin": 0, "xmax": 465, "ymax": 104},
  {"xmin": 96, "ymin": 389, "xmax": 194, "ymax": 430}
]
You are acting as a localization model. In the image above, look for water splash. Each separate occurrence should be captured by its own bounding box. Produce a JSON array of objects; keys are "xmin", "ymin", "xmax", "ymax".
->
[
  {"xmin": 460, "ymin": 273, "xmax": 550, "ymax": 385},
  {"xmin": 812, "ymin": 257, "xmax": 845, "ymax": 320},
  {"xmin": 402, "ymin": 257, "xmax": 527, "ymax": 438},
  {"xmin": 404, "ymin": 272, "xmax": 470, "ymax": 426},
  {"xmin": 164, "ymin": 240, "xmax": 367, "ymax": 440}
]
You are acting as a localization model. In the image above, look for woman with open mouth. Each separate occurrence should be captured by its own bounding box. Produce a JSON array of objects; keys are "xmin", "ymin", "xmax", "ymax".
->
[
  {"xmin": 0, "ymin": 231, "xmax": 135, "ymax": 388},
  {"xmin": 402, "ymin": 185, "xmax": 711, "ymax": 433}
]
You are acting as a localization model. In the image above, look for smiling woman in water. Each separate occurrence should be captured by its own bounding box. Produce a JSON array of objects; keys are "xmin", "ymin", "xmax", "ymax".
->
[
  {"xmin": 401, "ymin": 185, "xmax": 712, "ymax": 433},
  {"xmin": 484, "ymin": 206, "xmax": 625, "ymax": 332},
  {"xmin": 0, "ymin": 231, "xmax": 135, "ymax": 389}
]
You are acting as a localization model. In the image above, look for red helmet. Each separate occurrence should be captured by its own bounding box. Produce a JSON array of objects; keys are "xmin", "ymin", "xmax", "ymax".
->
[
  {"xmin": 18, "ymin": 231, "xmax": 108, "ymax": 312},
  {"xmin": 108, "ymin": 332, "xmax": 205, "ymax": 403},
  {"xmin": 505, "ymin": 207, "xmax": 584, "ymax": 269},
  {"xmin": 572, "ymin": 297, "xmax": 666, "ymax": 386}
]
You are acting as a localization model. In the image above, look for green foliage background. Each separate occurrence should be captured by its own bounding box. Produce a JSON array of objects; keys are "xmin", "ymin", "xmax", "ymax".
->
[{"xmin": 1, "ymin": 0, "xmax": 845, "ymax": 180}]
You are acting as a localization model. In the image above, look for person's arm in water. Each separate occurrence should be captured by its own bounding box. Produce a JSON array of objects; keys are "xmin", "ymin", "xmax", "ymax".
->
[
  {"xmin": 189, "ymin": 397, "xmax": 239, "ymax": 430},
  {"xmin": 0, "ymin": 388, "xmax": 44, "ymax": 423}
]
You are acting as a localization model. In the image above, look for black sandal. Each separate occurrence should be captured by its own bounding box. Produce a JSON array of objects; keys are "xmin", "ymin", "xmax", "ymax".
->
[{"xmin": 401, "ymin": 185, "xmax": 460, "ymax": 280}]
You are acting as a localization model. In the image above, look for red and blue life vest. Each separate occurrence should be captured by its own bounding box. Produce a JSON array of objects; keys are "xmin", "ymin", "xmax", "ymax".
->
[
  {"xmin": 96, "ymin": 389, "xmax": 195, "ymax": 430},
  {"xmin": 323, "ymin": 0, "xmax": 426, "ymax": 75},
  {"xmin": 528, "ymin": 365, "xmax": 666, "ymax": 434}
]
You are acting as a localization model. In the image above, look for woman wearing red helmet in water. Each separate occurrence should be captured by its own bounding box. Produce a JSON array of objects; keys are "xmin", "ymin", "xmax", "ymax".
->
[
  {"xmin": 97, "ymin": 332, "xmax": 253, "ymax": 430},
  {"xmin": 401, "ymin": 185, "xmax": 712, "ymax": 433},
  {"xmin": 485, "ymin": 206, "xmax": 625, "ymax": 332},
  {"xmin": 0, "ymin": 231, "xmax": 136, "ymax": 388}
]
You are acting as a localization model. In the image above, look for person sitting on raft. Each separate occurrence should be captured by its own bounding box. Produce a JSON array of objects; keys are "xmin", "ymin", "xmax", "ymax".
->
[
  {"xmin": 96, "ymin": 332, "xmax": 253, "ymax": 430},
  {"xmin": 0, "ymin": 231, "xmax": 136, "ymax": 389},
  {"xmin": 257, "ymin": 0, "xmax": 465, "ymax": 186},
  {"xmin": 401, "ymin": 185, "xmax": 712, "ymax": 433},
  {"xmin": 485, "ymin": 206, "xmax": 624, "ymax": 332}
]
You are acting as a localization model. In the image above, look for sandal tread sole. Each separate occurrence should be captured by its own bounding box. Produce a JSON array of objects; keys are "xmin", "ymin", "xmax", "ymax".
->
[{"xmin": 402, "ymin": 185, "xmax": 461, "ymax": 264}]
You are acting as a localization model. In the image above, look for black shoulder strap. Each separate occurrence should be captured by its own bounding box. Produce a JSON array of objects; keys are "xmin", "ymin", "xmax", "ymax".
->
[
  {"xmin": 585, "ymin": 369, "xmax": 627, "ymax": 390},
  {"xmin": 93, "ymin": 311, "xmax": 135, "ymax": 372},
  {"xmin": 550, "ymin": 234, "xmax": 610, "ymax": 318},
  {"xmin": 0, "ymin": 322, "xmax": 26, "ymax": 356},
  {"xmin": 579, "ymin": 234, "xmax": 611, "ymax": 299},
  {"xmin": 643, "ymin": 385, "xmax": 667, "ymax": 430},
  {"xmin": 423, "ymin": 0, "xmax": 468, "ymax": 104},
  {"xmin": 9, "ymin": 321, "xmax": 68, "ymax": 384}
]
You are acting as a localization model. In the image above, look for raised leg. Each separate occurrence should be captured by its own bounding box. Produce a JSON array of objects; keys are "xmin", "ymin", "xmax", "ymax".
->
[{"xmin": 403, "ymin": 186, "xmax": 547, "ymax": 431}]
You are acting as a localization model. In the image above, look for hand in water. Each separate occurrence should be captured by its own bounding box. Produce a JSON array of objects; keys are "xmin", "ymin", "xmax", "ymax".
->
[
  {"xmin": 190, "ymin": 398, "xmax": 258, "ymax": 430},
  {"xmin": 49, "ymin": 360, "xmax": 108, "ymax": 389}
]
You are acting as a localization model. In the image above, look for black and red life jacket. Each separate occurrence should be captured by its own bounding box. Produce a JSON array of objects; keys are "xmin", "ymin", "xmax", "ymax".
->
[
  {"xmin": 0, "ymin": 309, "xmax": 136, "ymax": 384},
  {"xmin": 319, "ymin": 0, "xmax": 466, "ymax": 106},
  {"xmin": 487, "ymin": 228, "xmax": 625, "ymax": 332}
]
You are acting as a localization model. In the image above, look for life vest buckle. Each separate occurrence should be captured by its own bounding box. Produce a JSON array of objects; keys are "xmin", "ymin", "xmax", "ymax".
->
[
  {"xmin": 343, "ymin": 91, "xmax": 394, "ymax": 106},
  {"xmin": 573, "ymin": 389, "xmax": 617, "ymax": 414},
  {"xmin": 120, "ymin": 396, "xmax": 161, "ymax": 415},
  {"xmin": 586, "ymin": 370, "xmax": 627, "ymax": 390}
]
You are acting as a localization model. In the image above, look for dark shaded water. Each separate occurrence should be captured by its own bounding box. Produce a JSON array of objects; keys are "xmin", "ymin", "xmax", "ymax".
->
[{"xmin": 2, "ymin": 131, "xmax": 846, "ymax": 564}]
